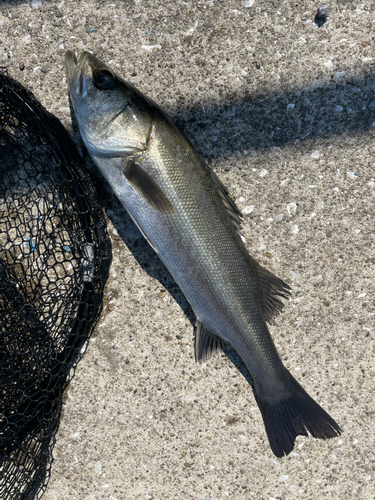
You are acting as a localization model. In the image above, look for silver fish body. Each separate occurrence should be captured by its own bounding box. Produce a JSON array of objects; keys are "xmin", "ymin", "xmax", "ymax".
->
[{"xmin": 65, "ymin": 51, "xmax": 341, "ymax": 456}]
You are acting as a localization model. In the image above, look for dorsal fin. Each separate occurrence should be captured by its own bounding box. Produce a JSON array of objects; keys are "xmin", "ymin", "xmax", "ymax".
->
[
  {"xmin": 204, "ymin": 162, "xmax": 290, "ymax": 323},
  {"xmin": 204, "ymin": 163, "xmax": 243, "ymax": 231},
  {"xmin": 246, "ymin": 254, "xmax": 292, "ymax": 324},
  {"xmin": 194, "ymin": 320, "xmax": 229, "ymax": 362}
]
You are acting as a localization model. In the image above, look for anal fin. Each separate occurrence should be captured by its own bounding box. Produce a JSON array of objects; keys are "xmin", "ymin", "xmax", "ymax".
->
[{"xmin": 194, "ymin": 321, "xmax": 229, "ymax": 362}]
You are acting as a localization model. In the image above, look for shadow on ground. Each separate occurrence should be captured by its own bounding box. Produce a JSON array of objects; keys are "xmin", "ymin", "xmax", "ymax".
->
[{"xmin": 172, "ymin": 72, "xmax": 375, "ymax": 163}]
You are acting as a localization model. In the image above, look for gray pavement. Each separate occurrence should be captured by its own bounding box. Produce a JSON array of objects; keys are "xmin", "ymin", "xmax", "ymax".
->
[{"xmin": 1, "ymin": 0, "xmax": 375, "ymax": 499}]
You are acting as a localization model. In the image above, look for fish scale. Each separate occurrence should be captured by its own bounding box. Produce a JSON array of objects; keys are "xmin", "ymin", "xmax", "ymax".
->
[
  {"xmin": 141, "ymin": 120, "xmax": 257, "ymax": 339},
  {"xmin": 65, "ymin": 50, "xmax": 341, "ymax": 457}
]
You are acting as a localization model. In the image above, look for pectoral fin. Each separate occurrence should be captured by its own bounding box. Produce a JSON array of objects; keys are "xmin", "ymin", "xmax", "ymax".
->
[
  {"xmin": 194, "ymin": 321, "xmax": 229, "ymax": 362},
  {"xmin": 124, "ymin": 157, "xmax": 174, "ymax": 214}
]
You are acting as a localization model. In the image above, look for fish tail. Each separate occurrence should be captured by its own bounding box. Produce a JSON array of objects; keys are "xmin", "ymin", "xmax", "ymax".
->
[{"xmin": 258, "ymin": 374, "xmax": 342, "ymax": 458}]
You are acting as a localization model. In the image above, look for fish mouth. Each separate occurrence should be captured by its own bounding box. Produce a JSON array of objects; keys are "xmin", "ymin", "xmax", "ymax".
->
[
  {"xmin": 64, "ymin": 51, "xmax": 90, "ymax": 97},
  {"xmin": 65, "ymin": 51, "xmax": 116, "ymax": 98}
]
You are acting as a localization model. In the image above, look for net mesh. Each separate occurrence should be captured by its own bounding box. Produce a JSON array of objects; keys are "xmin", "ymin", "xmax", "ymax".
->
[{"xmin": 0, "ymin": 69, "xmax": 111, "ymax": 500}]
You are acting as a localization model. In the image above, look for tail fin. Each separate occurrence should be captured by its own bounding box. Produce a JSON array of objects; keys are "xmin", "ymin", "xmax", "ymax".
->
[{"xmin": 258, "ymin": 376, "xmax": 342, "ymax": 458}]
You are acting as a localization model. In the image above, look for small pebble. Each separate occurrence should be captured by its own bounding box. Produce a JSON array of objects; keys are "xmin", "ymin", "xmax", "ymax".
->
[
  {"xmin": 41, "ymin": 66, "xmax": 49, "ymax": 73},
  {"xmin": 141, "ymin": 44, "xmax": 162, "ymax": 52},
  {"xmin": 259, "ymin": 238, "xmax": 267, "ymax": 251},
  {"xmin": 287, "ymin": 203, "xmax": 297, "ymax": 215},
  {"xmin": 243, "ymin": 205, "xmax": 254, "ymax": 215},
  {"xmin": 185, "ymin": 395, "xmax": 196, "ymax": 403},
  {"xmin": 315, "ymin": 5, "xmax": 329, "ymax": 27},
  {"xmin": 347, "ymin": 171, "xmax": 357, "ymax": 179},
  {"xmin": 31, "ymin": 0, "xmax": 42, "ymax": 8}
]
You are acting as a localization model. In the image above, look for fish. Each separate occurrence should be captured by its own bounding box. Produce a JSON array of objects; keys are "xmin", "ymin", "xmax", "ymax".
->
[{"xmin": 65, "ymin": 50, "xmax": 341, "ymax": 457}]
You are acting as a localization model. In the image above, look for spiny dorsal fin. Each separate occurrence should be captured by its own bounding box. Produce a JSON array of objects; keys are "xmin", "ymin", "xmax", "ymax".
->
[
  {"xmin": 194, "ymin": 321, "xmax": 229, "ymax": 362},
  {"xmin": 248, "ymin": 255, "xmax": 292, "ymax": 324},
  {"xmin": 204, "ymin": 163, "xmax": 243, "ymax": 231}
]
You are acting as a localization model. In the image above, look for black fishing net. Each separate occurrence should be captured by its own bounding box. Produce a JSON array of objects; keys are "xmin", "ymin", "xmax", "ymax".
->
[{"xmin": 0, "ymin": 69, "xmax": 112, "ymax": 499}]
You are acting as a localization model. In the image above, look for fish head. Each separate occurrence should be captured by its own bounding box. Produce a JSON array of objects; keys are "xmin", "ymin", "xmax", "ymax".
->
[{"xmin": 64, "ymin": 51, "xmax": 152, "ymax": 157}]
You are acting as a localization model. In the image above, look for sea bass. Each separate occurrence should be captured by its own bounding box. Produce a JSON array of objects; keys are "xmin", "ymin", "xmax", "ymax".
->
[{"xmin": 65, "ymin": 51, "xmax": 341, "ymax": 457}]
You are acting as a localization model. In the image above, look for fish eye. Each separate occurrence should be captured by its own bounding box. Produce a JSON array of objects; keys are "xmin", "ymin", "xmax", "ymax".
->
[{"xmin": 93, "ymin": 70, "xmax": 114, "ymax": 89}]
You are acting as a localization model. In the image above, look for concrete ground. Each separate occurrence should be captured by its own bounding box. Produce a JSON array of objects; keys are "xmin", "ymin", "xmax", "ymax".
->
[{"xmin": 1, "ymin": 0, "xmax": 375, "ymax": 499}]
